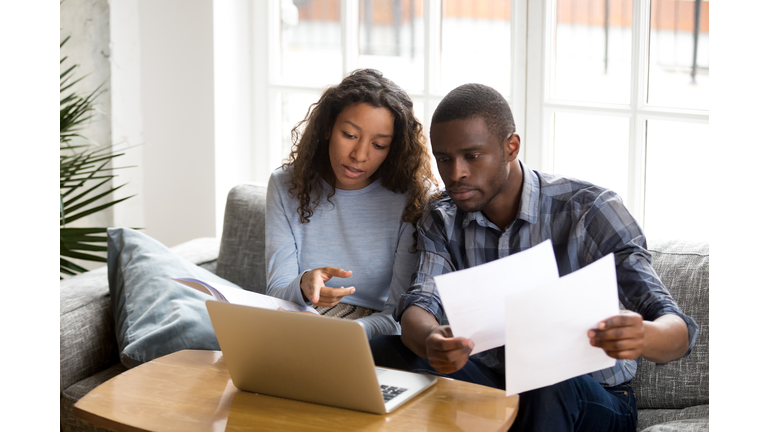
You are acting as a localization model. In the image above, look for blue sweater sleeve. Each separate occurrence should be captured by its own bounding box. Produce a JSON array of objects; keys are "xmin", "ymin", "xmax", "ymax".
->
[{"xmin": 265, "ymin": 172, "xmax": 310, "ymax": 306}]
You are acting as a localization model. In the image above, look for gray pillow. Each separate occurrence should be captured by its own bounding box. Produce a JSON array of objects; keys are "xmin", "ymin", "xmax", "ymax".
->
[{"xmin": 107, "ymin": 227, "xmax": 239, "ymax": 368}]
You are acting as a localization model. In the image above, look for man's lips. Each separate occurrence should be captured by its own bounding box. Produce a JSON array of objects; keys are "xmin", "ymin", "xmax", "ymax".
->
[{"xmin": 448, "ymin": 188, "xmax": 478, "ymax": 201}]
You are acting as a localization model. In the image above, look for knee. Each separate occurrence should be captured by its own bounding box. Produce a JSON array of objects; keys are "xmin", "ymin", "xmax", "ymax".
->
[
  {"xmin": 369, "ymin": 335, "xmax": 406, "ymax": 366},
  {"xmin": 521, "ymin": 376, "xmax": 583, "ymax": 405}
]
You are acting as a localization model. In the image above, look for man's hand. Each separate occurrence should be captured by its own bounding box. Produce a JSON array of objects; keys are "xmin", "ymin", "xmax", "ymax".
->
[
  {"xmin": 588, "ymin": 310, "xmax": 645, "ymax": 360},
  {"xmin": 300, "ymin": 266, "xmax": 355, "ymax": 307},
  {"xmin": 425, "ymin": 326, "xmax": 474, "ymax": 374}
]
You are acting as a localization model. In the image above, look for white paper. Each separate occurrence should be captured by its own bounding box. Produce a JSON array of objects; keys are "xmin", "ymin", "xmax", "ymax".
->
[
  {"xmin": 172, "ymin": 278, "xmax": 319, "ymax": 314},
  {"xmin": 434, "ymin": 240, "xmax": 559, "ymax": 355},
  {"xmin": 504, "ymin": 254, "xmax": 619, "ymax": 396}
]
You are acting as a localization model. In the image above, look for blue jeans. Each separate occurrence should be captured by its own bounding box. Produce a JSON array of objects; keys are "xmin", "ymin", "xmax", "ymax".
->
[{"xmin": 370, "ymin": 335, "xmax": 637, "ymax": 432}]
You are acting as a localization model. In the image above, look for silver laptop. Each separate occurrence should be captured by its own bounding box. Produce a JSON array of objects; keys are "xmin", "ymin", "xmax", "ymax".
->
[{"xmin": 206, "ymin": 300, "xmax": 437, "ymax": 414}]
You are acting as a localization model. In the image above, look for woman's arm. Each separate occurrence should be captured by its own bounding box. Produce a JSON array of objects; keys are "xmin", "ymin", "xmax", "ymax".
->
[
  {"xmin": 356, "ymin": 222, "xmax": 418, "ymax": 339},
  {"xmin": 265, "ymin": 172, "xmax": 309, "ymax": 305},
  {"xmin": 266, "ymin": 172, "xmax": 355, "ymax": 307}
]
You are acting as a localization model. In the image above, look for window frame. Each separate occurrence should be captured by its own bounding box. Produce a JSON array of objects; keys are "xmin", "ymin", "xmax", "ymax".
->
[
  {"xmin": 255, "ymin": 0, "xmax": 528, "ymax": 182},
  {"xmin": 524, "ymin": 0, "xmax": 710, "ymax": 227}
]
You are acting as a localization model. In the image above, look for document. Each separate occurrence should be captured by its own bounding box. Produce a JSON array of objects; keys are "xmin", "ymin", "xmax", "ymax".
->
[
  {"xmin": 434, "ymin": 240, "xmax": 559, "ymax": 355},
  {"xmin": 173, "ymin": 278, "xmax": 319, "ymax": 314},
  {"xmin": 504, "ymin": 254, "xmax": 619, "ymax": 396}
]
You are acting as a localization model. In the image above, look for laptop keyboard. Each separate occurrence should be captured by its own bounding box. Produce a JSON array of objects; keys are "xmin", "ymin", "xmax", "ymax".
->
[{"xmin": 380, "ymin": 385, "xmax": 408, "ymax": 402}]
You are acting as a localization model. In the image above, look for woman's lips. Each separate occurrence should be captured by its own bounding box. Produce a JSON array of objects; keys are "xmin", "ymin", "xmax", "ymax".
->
[{"xmin": 343, "ymin": 164, "xmax": 365, "ymax": 179}]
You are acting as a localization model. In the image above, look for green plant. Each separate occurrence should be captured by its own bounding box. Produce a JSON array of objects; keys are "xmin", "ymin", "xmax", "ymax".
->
[{"xmin": 60, "ymin": 35, "xmax": 134, "ymax": 278}]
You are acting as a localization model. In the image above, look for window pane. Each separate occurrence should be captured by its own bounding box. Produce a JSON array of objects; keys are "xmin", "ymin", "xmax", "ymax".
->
[
  {"xmin": 552, "ymin": 112, "xmax": 630, "ymax": 201},
  {"xmin": 441, "ymin": 0, "xmax": 511, "ymax": 94},
  {"xmin": 644, "ymin": 119, "xmax": 708, "ymax": 241},
  {"xmin": 553, "ymin": 0, "xmax": 633, "ymax": 104},
  {"xmin": 279, "ymin": 91, "xmax": 323, "ymax": 162},
  {"xmin": 647, "ymin": 0, "xmax": 709, "ymax": 109},
  {"xmin": 280, "ymin": 0, "xmax": 342, "ymax": 85},
  {"xmin": 358, "ymin": 0, "xmax": 424, "ymax": 91}
]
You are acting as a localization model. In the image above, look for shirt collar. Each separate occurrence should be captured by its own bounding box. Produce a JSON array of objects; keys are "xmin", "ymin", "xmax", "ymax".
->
[{"xmin": 459, "ymin": 160, "xmax": 540, "ymax": 230}]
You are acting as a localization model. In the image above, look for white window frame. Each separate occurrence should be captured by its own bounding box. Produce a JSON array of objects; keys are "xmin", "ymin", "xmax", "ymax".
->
[
  {"xmin": 253, "ymin": 0, "xmax": 529, "ymax": 183},
  {"xmin": 524, "ymin": 0, "xmax": 709, "ymax": 227}
]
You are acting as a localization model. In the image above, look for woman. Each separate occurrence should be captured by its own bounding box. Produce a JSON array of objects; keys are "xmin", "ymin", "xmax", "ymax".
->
[{"xmin": 266, "ymin": 69, "xmax": 437, "ymax": 339}]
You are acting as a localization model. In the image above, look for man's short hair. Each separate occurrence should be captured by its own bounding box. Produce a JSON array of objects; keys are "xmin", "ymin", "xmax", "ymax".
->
[{"xmin": 431, "ymin": 83, "xmax": 516, "ymax": 143}]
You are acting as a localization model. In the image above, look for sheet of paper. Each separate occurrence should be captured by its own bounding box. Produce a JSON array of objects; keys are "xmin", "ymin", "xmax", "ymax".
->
[
  {"xmin": 504, "ymin": 254, "xmax": 619, "ymax": 396},
  {"xmin": 434, "ymin": 240, "xmax": 559, "ymax": 355},
  {"xmin": 172, "ymin": 278, "xmax": 318, "ymax": 314}
]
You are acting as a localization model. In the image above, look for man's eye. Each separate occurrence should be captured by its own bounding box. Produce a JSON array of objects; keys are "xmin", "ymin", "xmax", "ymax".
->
[{"xmin": 466, "ymin": 154, "xmax": 480, "ymax": 160}]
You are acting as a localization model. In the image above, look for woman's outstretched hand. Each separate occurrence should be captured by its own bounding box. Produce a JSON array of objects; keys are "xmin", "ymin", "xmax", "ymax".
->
[{"xmin": 300, "ymin": 266, "xmax": 356, "ymax": 307}]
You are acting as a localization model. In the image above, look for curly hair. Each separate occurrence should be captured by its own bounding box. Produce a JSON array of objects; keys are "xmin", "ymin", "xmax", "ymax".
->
[{"xmin": 283, "ymin": 69, "xmax": 437, "ymax": 232}]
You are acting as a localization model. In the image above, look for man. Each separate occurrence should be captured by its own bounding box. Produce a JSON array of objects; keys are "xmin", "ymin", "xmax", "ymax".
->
[{"xmin": 370, "ymin": 84, "xmax": 698, "ymax": 431}]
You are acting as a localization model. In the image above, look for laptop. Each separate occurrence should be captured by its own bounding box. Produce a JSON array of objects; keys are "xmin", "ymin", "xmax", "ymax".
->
[{"xmin": 205, "ymin": 300, "xmax": 438, "ymax": 414}]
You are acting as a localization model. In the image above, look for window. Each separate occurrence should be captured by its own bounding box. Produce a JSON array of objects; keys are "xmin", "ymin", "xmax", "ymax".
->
[
  {"xmin": 525, "ymin": 0, "xmax": 709, "ymax": 241},
  {"xmin": 254, "ymin": 0, "xmax": 708, "ymax": 240},
  {"xmin": 258, "ymin": 0, "xmax": 526, "ymax": 183}
]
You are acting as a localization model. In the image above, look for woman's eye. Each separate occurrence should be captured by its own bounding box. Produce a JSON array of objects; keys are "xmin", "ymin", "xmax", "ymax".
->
[
  {"xmin": 373, "ymin": 143, "xmax": 386, "ymax": 150},
  {"xmin": 343, "ymin": 132, "xmax": 356, "ymax": 139}
]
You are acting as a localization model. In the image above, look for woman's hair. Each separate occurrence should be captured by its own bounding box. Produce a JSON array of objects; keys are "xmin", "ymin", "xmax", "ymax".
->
[{"xmin": 283, "ymin": 68, "xmax": 437, "ymax": 229}]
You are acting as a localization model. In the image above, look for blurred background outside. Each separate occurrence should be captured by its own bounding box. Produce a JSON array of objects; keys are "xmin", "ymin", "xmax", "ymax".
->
[{"xmin": 272, "ymin": 0, "xmax": 709, "ymax": 241}]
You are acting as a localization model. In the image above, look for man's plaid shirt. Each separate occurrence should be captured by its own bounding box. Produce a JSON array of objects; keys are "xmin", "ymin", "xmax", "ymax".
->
[{"xmin": 394, "ymin": 161, "xmax": 698, "ymax": 386}]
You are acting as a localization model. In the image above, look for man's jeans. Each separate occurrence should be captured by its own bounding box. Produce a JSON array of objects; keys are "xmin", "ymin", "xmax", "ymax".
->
[{"xmin": 370, "ymin": 335, "xmax": 637, "ymax": 432}]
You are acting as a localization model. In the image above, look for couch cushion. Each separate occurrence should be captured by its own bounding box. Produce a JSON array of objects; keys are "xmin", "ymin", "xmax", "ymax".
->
[
  {"xmin": 637, "ymin": 405, "xmax": 709, "ymax": 432},
  {"xmin": 216, "ymin": 183, "xmax": 268, "ymax": 294},
  {"xmin": 634, "ymin": 240, "xmax": 709, "ymax": 409},
  {"xmin": 61, "ymin": 363, "xmax": 127, "ymax": 432},
  {"xmin": 108, "ymin": 227, "xmax": 241, "ymax": 368}
]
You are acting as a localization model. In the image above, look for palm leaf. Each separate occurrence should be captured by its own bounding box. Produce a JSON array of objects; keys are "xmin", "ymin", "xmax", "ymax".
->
[{"xmin": 60, "ymin": 34, "xmax": 137, "ymax": 278}]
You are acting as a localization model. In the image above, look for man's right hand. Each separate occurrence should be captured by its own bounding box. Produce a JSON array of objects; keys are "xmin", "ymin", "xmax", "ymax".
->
[
  {"xmin": 425, "ymin": 325, "xmax": 474, "ymax": 374},
  {"xmin": 300, "ymin": 266, "xmax": 355, "ymax": 307}
]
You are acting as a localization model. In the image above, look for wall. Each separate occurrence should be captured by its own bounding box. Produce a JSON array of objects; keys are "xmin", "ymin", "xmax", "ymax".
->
[
  {"xmin": 61, "ymin": 0, "xmax": 112, "ymax": 270},
  {"xmin": 110, "ymin": 0, "xmax": 218, "ymax": 247}
]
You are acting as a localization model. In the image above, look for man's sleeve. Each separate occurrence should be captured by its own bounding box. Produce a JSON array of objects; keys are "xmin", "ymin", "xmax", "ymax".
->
[
  {"xmin": 393, "ymin": 210, "xmax": 456, "ymax": 325},
  {"xmin": 582, "ymin": 190, "xmax": 699, "ymax": 358}
]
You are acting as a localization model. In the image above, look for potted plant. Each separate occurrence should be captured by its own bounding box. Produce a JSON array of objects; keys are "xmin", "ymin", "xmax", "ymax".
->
[{"xmin": 60, "ymin": 35, "xmax": 134, "ymax": 278}]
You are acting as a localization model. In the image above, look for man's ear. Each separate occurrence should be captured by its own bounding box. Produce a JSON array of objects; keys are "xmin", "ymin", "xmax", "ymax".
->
[{"xmin": 505, "ymin": 134, "xmax": 521, "ymax": 161}]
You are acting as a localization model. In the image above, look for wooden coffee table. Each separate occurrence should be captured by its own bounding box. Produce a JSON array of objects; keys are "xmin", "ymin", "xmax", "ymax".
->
[{"xmin": 74, "ymin": 350, "xmax": 518, "ymax": 431}]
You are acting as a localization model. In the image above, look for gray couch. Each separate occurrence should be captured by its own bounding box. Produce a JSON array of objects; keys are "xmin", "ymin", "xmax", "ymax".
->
[{"xmin": 60, "ymin": 184, "xmax": 709, "ymax": 432}]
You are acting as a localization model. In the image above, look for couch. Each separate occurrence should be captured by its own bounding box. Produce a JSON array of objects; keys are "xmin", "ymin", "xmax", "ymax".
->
[{"xmin": 60, "ymin": 184, "xmax": 709, "ymax": 432}]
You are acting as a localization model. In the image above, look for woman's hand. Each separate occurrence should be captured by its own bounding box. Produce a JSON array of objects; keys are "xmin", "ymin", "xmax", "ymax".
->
[{"xmin": 300, "ymin": 266, "xmax": 356, "ymax": 307}]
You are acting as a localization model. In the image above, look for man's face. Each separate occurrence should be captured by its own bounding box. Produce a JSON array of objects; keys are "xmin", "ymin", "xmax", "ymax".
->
[{"xmin": 430, "ymin": 117, "xmax": 518, "ymax": 213}]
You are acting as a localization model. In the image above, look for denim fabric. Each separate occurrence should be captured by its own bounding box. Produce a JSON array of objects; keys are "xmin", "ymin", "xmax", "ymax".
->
[
  {"xmin": 370, "ymin": 335, "xmax": 637, "ymax": 432},
  {"xmin": 370, "ymin": 335, "xmax": 505, "ymax": 390},
  {"xmin": 511, "ymin": 375, "xmax": 637, "ymax": 432}
]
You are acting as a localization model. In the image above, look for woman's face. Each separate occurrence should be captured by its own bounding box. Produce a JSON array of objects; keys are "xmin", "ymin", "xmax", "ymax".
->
[{"xmin": 328, "ymin": 103, "xmax": 394, "ymax": 190}]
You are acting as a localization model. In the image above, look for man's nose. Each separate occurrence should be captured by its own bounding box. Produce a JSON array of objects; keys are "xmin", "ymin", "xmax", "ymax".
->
[{"xmin": 449, "ymin": 159, "xmax": 468, "ymax": 182}]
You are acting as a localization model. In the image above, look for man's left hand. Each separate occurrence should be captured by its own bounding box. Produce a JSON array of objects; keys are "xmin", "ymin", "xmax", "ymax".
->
[{"xmin": 588, "ymin": 310, "xmax": 644, "ymax": 360}]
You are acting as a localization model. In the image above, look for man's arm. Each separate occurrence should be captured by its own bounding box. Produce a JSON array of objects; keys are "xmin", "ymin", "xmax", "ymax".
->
[
  {"xmin": 401, "ymin": 306, "xmax": 474, "ymax": 374},
  {"xmin": 583, "ymin": 190, "xmax": 698, "ymax": 364},
  {"xmin": 588, "ymin": 311, "xmax": 689, "ymax": 364}
]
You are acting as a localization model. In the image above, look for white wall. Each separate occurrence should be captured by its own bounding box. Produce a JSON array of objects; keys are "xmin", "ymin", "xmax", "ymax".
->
[
  {"xmin": 111, "ymin": 0, "xmax": 218, "ymax": 247},
  {"xmin": 61, "ymin": 0, "xmax": 113, "ymax": 235}
]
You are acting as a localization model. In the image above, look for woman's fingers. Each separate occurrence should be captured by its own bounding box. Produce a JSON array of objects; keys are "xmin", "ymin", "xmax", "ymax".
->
[{"xmin": 314, "ymin": 286, "xmax": 356, "ymax": 307}]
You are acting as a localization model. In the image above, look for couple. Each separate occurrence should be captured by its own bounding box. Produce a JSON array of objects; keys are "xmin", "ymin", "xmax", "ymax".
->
[{"xmin": 266, "ymin": 69, "xmax": 698, "ymax": 432}]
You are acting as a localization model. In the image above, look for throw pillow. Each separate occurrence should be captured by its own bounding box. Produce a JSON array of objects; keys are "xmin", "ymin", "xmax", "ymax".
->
[{"xmin": 107, "ymin": 227, "xmax": 240, "ymax": 368}]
